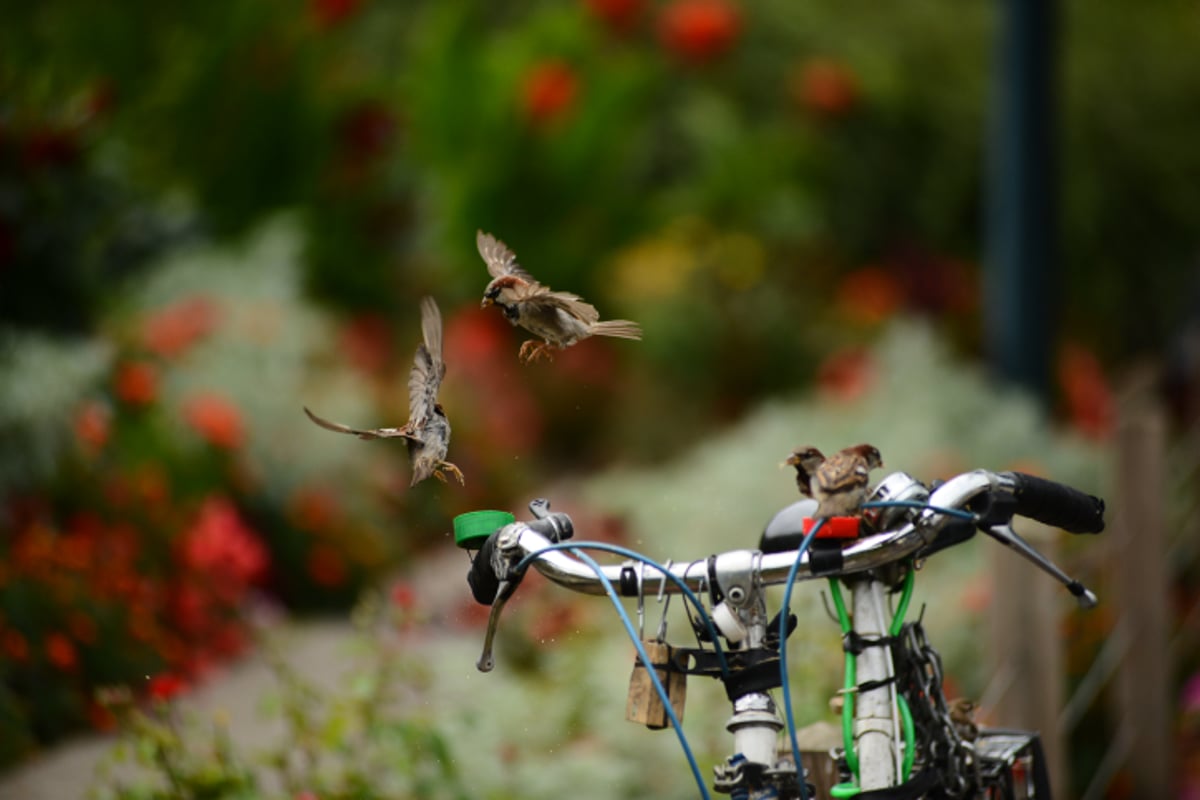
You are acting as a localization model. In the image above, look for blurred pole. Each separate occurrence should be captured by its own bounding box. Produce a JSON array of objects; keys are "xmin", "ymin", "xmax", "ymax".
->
[
  {"xmin": 984, "ymin": 0, "xmax": 1058, "ymax": 401},
  {"xmin": 984, "ymin": 1, "xmax": 1065, "ymax": 795}
]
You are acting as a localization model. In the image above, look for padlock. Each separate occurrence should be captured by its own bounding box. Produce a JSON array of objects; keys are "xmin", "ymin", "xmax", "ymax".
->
[{"xmin": 625, "ymin": 640, "xmax": 686, "ymax": 730}]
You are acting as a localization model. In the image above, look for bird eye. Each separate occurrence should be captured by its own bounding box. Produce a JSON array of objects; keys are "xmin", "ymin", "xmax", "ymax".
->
[{"xmin": 485, "ymin": 286, "xmax": 500, "ymax": 300}]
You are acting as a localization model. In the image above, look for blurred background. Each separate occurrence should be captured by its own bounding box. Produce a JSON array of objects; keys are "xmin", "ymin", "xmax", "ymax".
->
[{"xmin": 1, "ymin": 0, "xmax": 1198, "ymax": 798}]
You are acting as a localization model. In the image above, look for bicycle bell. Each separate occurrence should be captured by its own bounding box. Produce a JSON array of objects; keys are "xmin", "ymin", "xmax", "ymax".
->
[{"xmin": 863, "ymin": 472, "xmax": 929, "ymax": 532}]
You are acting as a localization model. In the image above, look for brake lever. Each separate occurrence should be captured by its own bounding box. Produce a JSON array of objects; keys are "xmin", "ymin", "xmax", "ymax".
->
[
  {"xmin": 983, "ymin": 523, "xmax": 1098, "ymax": 609},
  {"xmin": 474, "ymin": 524, "xmax": 529, "ymax": 672}
]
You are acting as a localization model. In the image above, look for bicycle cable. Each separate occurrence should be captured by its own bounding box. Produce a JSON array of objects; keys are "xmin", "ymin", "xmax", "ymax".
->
[
  {"xmin": 779, "ymin": 517, "xmax": 826, "ymax": 800},
  {"xmin": 565, "ymin": 547, "xmax": 713, "ymax": 800},
  {"xmin": 515, "ymin": 541, "xmax": 730, "ymax": 677}
]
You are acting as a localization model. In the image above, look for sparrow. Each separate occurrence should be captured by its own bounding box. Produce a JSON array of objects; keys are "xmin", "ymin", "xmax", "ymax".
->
[
  {"xmin": 947, "ymin": 697, "xmax": 979, "ymax": 742},
  {"xmin": 476, "ymin": 230, "xmax": 642, "ymax": 363},
  {"xmin": 304, "ymin": 296, "xmax": 465, "ymax": 487},
  {"xmin": 812, "ymin": 443, "xmax": 883, "ymax": 518},
  {"xmin": 782, "ymin": 446, "xmax": 826, "ymax": 497}
]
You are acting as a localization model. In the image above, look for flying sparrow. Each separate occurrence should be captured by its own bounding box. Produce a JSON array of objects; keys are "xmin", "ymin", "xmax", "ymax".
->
[
  {"xmin": 813, "ymin": 443, "xmax": 883, "ymax": 518},
  {"xmin": 783, "ymin": 446, "xmax": 826, "ymax": 498},
  {"xmin": 304, "ymin": 296, "xmax": 465, "ymax": 487},
  {"xmin": 476, "ymin": 230, "xmax": 642, "ymax": 363}
]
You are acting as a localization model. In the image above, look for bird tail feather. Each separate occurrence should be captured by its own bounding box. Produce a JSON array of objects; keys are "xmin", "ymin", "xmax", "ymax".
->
[{"xmin": 591, "ymin": 320, "xmax": 643, "ymax": 340}]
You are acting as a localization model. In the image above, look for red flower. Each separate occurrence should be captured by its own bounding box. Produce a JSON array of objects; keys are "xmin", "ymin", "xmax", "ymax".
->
[
  {"xmin": 115, "ymin": 360, "xmax": 158, "ymax": 406},
  {"xmin": 817, "ymin": 346, "xmax": 876, "ymax": 403},
  {"xmin": 521, "ymin": 60, "xmax": 581, "ymax": 127},
  {"xmin": 45, "ymin": 632, "xmax": 78, "ymax": 671},
  {"xmin": 74, "ymin": 401, "xmax": 111, "ymax": 452},
  {"xmin": 311, "ymin": 0, "xmax": 364, "ymax": 29},
  {"xmin": 1057, "ymin": 343, "xmax": 1114, "ymax": 441},
  {"xmin": 142, "ymin": 296, "xmax": 218, "ymax": 357},
  {"xmin": 792, "ymin": 57, "xmax": 859, "ymax": 118},
  {"xmin": 184, "ymin": 392, "xmax": 245, "ymax": 449},
  {"xmin": 178, "ymin": 497, "xmax": 269, "ymax": 585},
  {"xmin": 835, "ymin": 266, "xmax": 905, "ymax": 326},
  {"xmin": 585, "ymin": 0, "xmax": 644, "ymax": 34},
  {"xmin": 390, "ymin": 581, "xmax": 416, "ymax": 611},
  {"xmin": 306, "ymin": 544, "xmax": 348, "ymax": 588},
  {"xmin": 658, "ymin": 0, "xmax": 741, "ymax": 64},
  {"xmin": 147, "ymin": 673, "xmax": 188, "ymax": 702}
]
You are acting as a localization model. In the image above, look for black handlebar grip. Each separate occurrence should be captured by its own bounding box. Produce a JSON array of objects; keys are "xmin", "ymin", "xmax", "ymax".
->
[
  {"xmin": 1001, "ymin": 471, "xmax": 1106, "ymax": 534},
  {"xmin": 467, "ymin": 532, "xmax": 501, "ymax": 605}
]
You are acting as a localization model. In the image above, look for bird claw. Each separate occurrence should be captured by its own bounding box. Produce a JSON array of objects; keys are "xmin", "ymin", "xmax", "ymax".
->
[
  {"xmin": 438, "ymin": 462, "xmax": 466, "ymax": 486},
  {"xmin": 518, "ymin": 341, "xmax": 554, "ymax": 364}
]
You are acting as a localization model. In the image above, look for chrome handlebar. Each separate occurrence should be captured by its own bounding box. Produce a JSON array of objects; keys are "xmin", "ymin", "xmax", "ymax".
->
[{"xmin": 491, "ymin": 469, "xmax": 1007, "ymax": 597}]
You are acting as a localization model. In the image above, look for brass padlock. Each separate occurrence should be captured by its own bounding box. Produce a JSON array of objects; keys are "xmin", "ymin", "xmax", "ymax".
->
[{"xmin": 625, "ymin": 640, "xmax": 687, "ymax": 730}]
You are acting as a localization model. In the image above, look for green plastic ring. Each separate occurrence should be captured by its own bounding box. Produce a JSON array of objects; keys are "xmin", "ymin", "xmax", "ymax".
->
[{"xmin": 453, "ymin": 510, "xmax": 515, "ymax": 550}]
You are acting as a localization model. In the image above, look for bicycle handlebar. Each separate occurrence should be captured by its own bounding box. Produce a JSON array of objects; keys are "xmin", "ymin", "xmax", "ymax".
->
[
  {"xmin": 999, "ymin": 471, "xmax": 1106, "ymax": 534},
  {"xmin": 469, "ymin": 468, "xmax": 1092, "ymax": 602}
]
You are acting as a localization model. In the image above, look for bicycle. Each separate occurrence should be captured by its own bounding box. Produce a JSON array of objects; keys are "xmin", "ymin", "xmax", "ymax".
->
[{"xmin": 458, "ymin": 468, "xmax": 1106, "ymax": 799}]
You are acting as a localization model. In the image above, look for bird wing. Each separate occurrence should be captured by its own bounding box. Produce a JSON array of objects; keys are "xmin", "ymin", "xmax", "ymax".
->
[
  {"xmin": 515, "ymin": 285, "xmax": 601, "ymax": 324},
  {"xmin": 408, "ymin": 297, "xmax": 446, "ymax": 426},
  {"xmin": 815, "ymin": 451, "xmax": 870, "ymax": 493},
  {"xmin": 304, "ymin": 406, "xmax": 415, "ymax": 441},
  {"xmin": 477, "ymin": 231, "xmax": 538, "ymax": 284}
]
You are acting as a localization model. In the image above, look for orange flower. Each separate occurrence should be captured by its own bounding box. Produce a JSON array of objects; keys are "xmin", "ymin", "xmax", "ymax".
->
[
  {"xmin": 792, "ymin": 57, "xmax": 859, "ymax": 118},
  {"xmin": 835, "ymin": 266, "xmax": 905, "ymax": 325},
  {"xmin": 45, "ymin": 632, "xmax": 78, "ymax": 671},
  {"xmin": 74, "ymin": 401, "xmax": 111, "ymax": 452},
  {"xmin": 142, "ymin": 296, "xmax": 218, "ymax": 358},
  {"xmin": 306, "ymin": 543, "xmax": 348, "ymax": 588},
  {"xmin": 184, "ymin": 392, "xmax": 245, "ymax": 449},
  {"xmin": 114, "ymin": 360, "xmax": 158, "ymax": 406},
  {"xmin": 521, "ymin": 60, "xmax": 580, "ymax": 127},
  {"xmin": 658, "ymin": 0, "xmax": 741, "ymax": 64}
]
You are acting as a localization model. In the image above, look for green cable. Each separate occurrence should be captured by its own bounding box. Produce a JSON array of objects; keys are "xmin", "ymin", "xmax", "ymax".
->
[
  {"xmin": 828, "ymin": 567, "xmax": 918, "ymax": 787},
  {"xmin": 827, "ymin": 578, "xmax": 857, "ymax": 777},
  {"xmin": 890, "ymin": 568, "xmax": 916, "ymax": 780}
]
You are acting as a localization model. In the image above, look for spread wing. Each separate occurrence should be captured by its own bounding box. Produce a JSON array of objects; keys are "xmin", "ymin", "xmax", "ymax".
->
[
  {"xmin": 815, "ymin": 451, "xmax": 870, "ymax": 493},
  {"xmin": 304, "ymin": 406, "xmax": 414, "ymax": 441},
  {"xmin": 515, "ymin": 286, "xmax": 601, "ymax": 324},
  {"xmin": 477, "ymin": 231, "xmax": 538, "ymax": 284},
  {"xmin": 408, "ymin": 296, "xmax": 446, "ymax": 425}
]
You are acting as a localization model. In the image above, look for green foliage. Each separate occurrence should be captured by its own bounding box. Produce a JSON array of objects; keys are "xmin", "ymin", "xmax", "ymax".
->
[{"xmin": 90, "ymin": 595, "xmax": 470, "ymax": 800}]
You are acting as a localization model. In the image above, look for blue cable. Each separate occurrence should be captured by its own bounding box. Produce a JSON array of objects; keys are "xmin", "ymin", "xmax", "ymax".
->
[
  {"xmin": 516, "ymin": 541, "xmax": 730, "ymax": 677},
  {"xmin": 860, "ymin": 500, "xmax": 977, "ymax": 521},
  {"xmin": 567, "ymin": 547, "xmax": 713, "ymax": 800},
  {"xmin": 779, "ymin": 518, "xmax": 826, "ymax": 800}
]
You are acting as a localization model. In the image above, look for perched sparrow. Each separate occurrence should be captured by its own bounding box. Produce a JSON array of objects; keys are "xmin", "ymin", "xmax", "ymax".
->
[
  {"xmin": 947, "ymin": 697, "xmax": 979, "ymax": 742},
  {"xmin": 813, "ymin": 443, "xmax": 883, "ymax": 518},
  {"xmin": 304, "ymin": 297, "xmax": 465, "ymax": 487},
  {"xmin": 783, "ymin": 446, "xmax": 826, "ymax": 497},
  {"xmin": 476, "ymin": 230, "xmax": 642, "ymax": 363}
]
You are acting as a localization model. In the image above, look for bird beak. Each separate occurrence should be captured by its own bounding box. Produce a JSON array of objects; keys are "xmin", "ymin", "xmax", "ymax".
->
[
  {"xmin": 480, "ymin": 297, "xmax": 493, "ymax": 308},
  {"xmin": 780, "ymin": 458, "xmax": 796, "ymax": 469}
]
